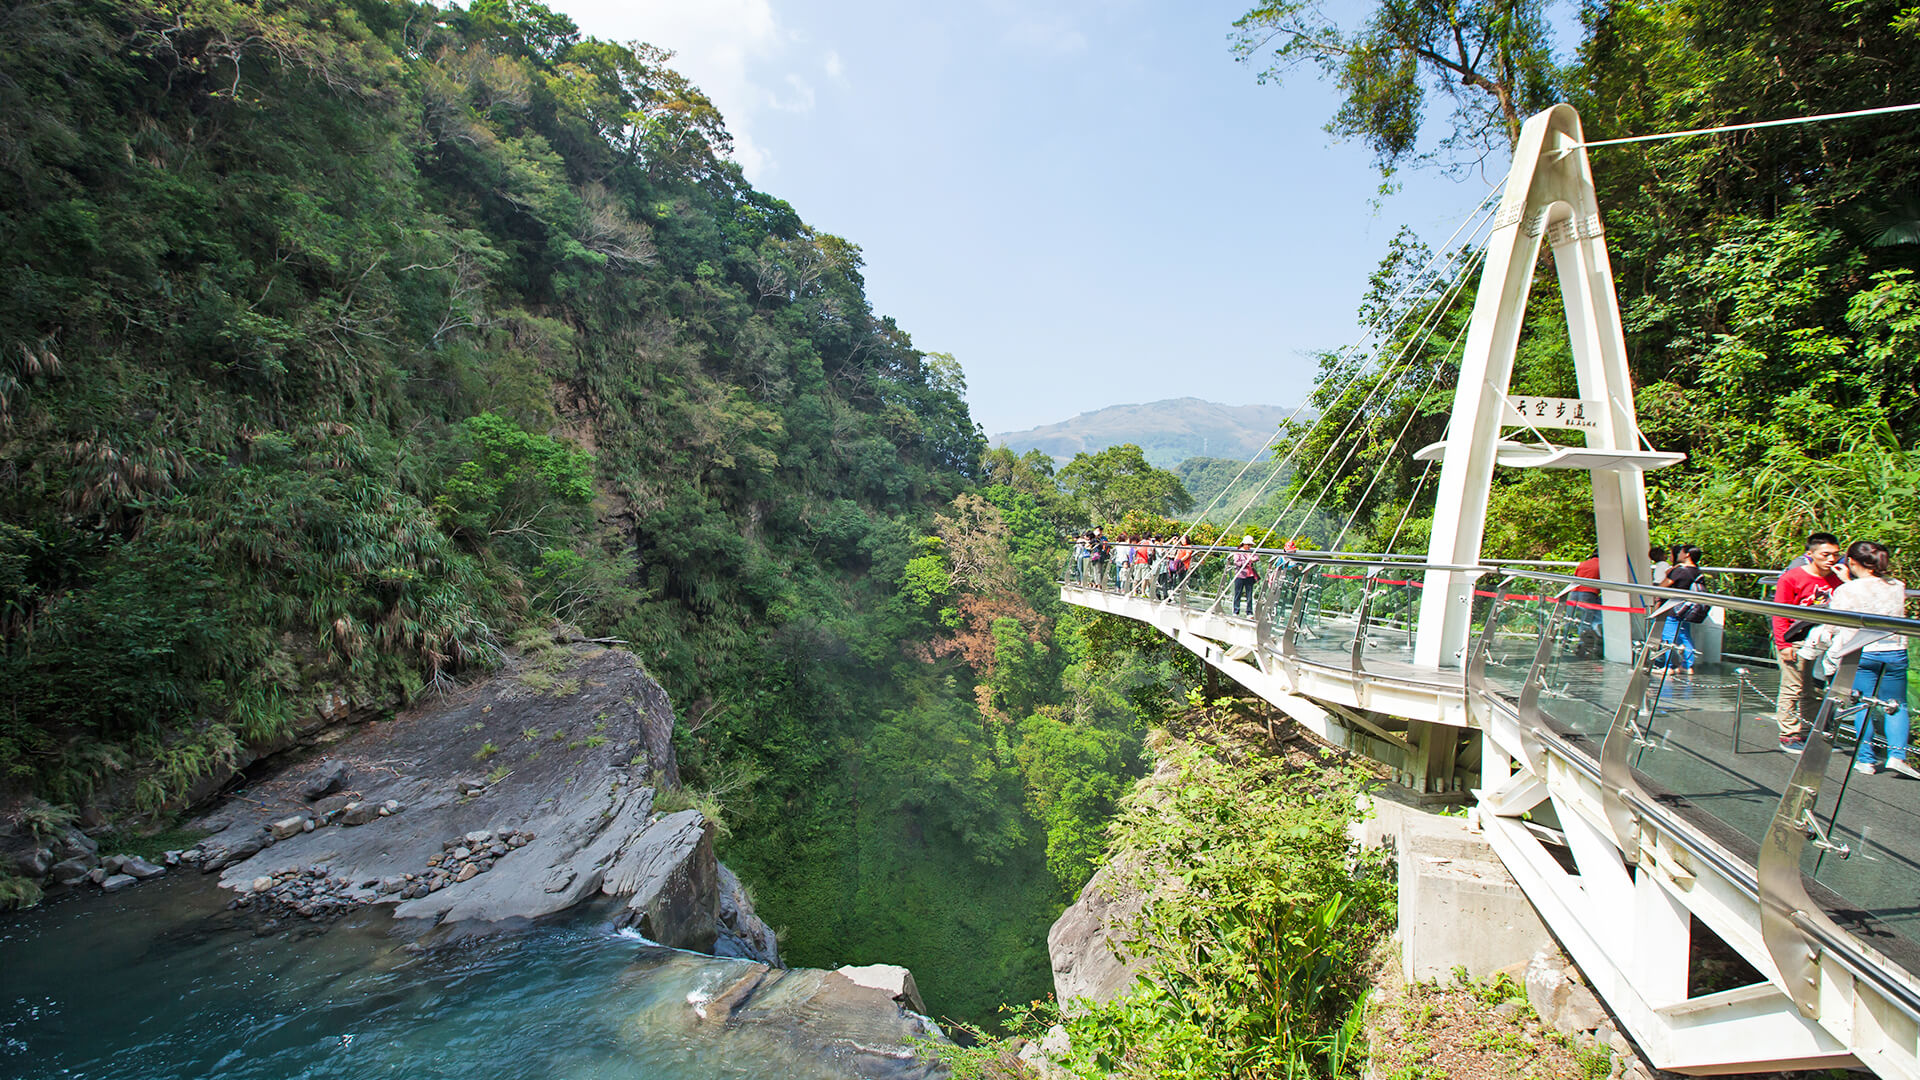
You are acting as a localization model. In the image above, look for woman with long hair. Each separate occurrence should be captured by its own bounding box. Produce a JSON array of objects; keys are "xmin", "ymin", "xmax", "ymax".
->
[{"xmin": 1810, "ymin": 541, "xmax": 1914, "ymax": 777}]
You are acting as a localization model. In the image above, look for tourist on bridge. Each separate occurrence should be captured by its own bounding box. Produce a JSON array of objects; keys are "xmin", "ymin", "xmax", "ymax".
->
[
  {"xmin": 1773, "ymin": 533, "xmax": 1846, "ymax": 753},
  {"xmin": 1072, "ymin": 531, "xmax": 1092, "ymax": 583},
  {"xmin": 1570, "ymin": 554, "xmax": 1604, "ymax": 659},
  {"xmin": 1801, "ymin": 541, "xmax": 1914, "ymax": 777},
  {"xmin": 1650, "ymin": 545, "xmax": 1671, "ymax": 588},
  {"xmin": 1087, "ymin": 527, "xmax": 1109, "ymax": 589},
  {"xmin": 1230, "ymin": 536, "xmax": 1261, "ymax": 616},
  {"xmin": 1656, "ymin": 545, "xmax": 1707, "ymax": 674}
]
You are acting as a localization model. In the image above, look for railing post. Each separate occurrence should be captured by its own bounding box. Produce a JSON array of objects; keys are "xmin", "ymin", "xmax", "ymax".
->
[
  {"xmin": 1597, "ymin": 630, "xmax": 1667, "ymax": 863},
  {"xmin": 1516, "ymin": 592, "xmax": 1567, "ymax": 742},
  {"xmin": 1281, "ymin": 565, "xmax": 1312, "ymax": 678},
  {"xmin": 1351, "ymin": 569, "xmax": 1381, "ymax": 679},
  {"xmin": 1760, "ymin": 650, "xmax": 1864, "ymax": 1019},
  {"xmin": 1253, "ymin": 569, "xmax": 1275, "ymax": 662},
  {"xmin": 1466, "ymin": 584, "xmax": 1501, "ymax": 699}
]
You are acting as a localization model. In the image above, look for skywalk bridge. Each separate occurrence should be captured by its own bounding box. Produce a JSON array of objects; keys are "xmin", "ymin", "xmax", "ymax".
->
[{"xmin": 1060, "ymin": 103, "xmax": 1920, "ymax": 1076}]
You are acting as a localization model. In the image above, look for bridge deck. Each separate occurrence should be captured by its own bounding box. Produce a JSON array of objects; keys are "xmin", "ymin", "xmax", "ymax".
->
[{"xmin": 1069, "ymin": 577, "xmax": 1920, "ymax": 993}]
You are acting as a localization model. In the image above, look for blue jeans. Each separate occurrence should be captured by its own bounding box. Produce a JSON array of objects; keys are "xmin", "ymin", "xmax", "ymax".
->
[
  {"xmin": 1855, "ymin": 649, "xmax": 1911, "ymax": 765},
  {"xmin": 1660, "ymin": 617, "xmax": 1695, "ymax": 669}
]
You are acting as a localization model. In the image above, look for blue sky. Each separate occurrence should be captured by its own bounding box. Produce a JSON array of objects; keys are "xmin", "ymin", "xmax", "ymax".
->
[{"xmin": 547, "ymin": 0, "xmax": 1525, "ymax": 434}]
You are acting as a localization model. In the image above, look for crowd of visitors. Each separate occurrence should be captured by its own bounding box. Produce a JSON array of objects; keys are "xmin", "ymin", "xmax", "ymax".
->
[
  {"xmin": 1069, "ymin": 529, "xmax": 1291, "ymax": 610},
  {"xmin": 1065, "ymin": 523, "xmax": 1910, "ymax": 773}
]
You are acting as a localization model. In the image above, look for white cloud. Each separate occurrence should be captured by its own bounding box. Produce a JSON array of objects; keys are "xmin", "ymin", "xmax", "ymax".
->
[
  {"xmin": 550, "ymin": 0, "xmax": 834, "ymax": 179},
  {"xmin": 824, "ymin": 50, "xmax": 844, "ymax": 81}
]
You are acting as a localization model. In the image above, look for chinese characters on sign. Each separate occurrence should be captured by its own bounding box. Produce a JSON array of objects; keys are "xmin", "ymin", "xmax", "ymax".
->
[{"xmin": 1501, "ymin": 395, "xmax": 1602, "ymax": 431}]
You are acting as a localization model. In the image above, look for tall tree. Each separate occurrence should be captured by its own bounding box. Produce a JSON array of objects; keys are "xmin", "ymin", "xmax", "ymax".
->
[{"xmin": 1233, "ymin": 0, "xmax": 1561, "ymax": 175}]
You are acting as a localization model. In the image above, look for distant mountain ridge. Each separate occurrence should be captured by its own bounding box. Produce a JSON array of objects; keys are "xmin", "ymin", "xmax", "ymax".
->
[{"xmin": 993, "ymin": 398, "xmax": 1295, "ymax": 468}]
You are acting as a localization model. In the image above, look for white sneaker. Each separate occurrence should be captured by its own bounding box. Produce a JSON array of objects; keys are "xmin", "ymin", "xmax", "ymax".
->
[
  {"xmin": 1887, "ymin": 759, "xmax": 1920, "ymax": 780},
  {"xmin": 1855, "ymin": 762, "xmax": 1878, "ymax": 775}
]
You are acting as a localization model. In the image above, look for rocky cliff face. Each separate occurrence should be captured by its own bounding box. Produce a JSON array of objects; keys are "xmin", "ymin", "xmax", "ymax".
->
[{"xmin": 167, "ymin": 642, "xmax": 775, "ymax": 961}]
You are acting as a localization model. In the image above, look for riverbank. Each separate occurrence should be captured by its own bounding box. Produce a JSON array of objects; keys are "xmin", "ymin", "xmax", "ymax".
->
[{"xmin": 0, "ymin": 870, "xmax": 943, "ymax": 1079}]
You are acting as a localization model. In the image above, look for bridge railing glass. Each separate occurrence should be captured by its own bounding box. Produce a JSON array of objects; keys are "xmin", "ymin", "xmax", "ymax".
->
[
  {"xmin": 1290, "ymin": 562, "xmax": 1372, "ymax": 671},
  {"xmin": 1493, "ymin": 568, "xmax": 1920, "ymax": 977}
]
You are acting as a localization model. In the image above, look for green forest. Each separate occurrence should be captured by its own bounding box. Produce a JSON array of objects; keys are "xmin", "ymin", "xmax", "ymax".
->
[{"xmin": 1, "ymin": 0, "xmax": 1916, "ymax": 1043}]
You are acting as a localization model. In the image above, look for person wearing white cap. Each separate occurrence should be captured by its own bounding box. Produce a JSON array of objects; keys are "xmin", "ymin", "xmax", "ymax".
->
[{"xmin": 1229, "ymin": 535, "xmax": 1261, "ymax": 615}]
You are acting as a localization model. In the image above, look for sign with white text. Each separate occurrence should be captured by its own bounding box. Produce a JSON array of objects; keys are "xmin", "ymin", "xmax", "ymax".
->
[{"xmin": 1502, "ymin": 395, "xmax": 1601, "ymax": 430}]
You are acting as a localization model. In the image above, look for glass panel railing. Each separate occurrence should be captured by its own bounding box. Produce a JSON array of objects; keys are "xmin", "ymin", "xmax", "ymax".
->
[
  {"xmin": 1477, "ymin": 579, "xmax": 1561, "ymax": 705},
  {"xmin": 1294, "ymin": 563, "xmax": 1370, "ymax": 670},
  {"xmin": 1619, "ymin": 662, "xmax": 1783, "ymax": 851},
  {"xmin": 1796, "ymin": 674, "xmax": 1920, "ymax": 955},
  {"xmin": 1360, "ymin": 572, "xmax": 1424, "ymax": 677},
  {"xmin": 1618, "ymin": 632, "xmax": 1920, "ymax": 963},
  {"xmin": 1531, "ymin": 592, "xmax": 1668, "ymax": 739}
]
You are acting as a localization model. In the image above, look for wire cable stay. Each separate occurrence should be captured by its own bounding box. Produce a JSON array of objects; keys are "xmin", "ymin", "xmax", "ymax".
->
[
  {"xmin": 1142, "ymin": 189, "xmax": 1505, "ymax": 608},
  {"xmin": 1564, "ymin": 102, "xmax": 1920, "ymax": 151},
  {"xmin": 1259, "ymin": 233, "xmax": 1492, "ymax": 555},
  {"xmin": 1158, "ymin": 200, "xmax": 1502, "ymax": 609}
]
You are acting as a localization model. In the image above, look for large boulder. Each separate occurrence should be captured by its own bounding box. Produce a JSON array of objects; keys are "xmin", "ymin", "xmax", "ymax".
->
[
  {"xmin": 191, "ymin": 644, "xmax": 771, "ymax": 963},
  {"xmin": 197, "ymin": 828, "xmax": 272, "ymax": 871},
  {"xmin": 1047, "ymin": 853, "xmax": 1149, "ymax": 1012},
  {"xmin": 713, "ymin": 864, "xmax": 780, "ymax": 966}
]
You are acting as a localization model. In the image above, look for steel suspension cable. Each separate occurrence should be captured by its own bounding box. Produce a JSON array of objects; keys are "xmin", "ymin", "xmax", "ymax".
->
[
  {"xmin": 1162, "ymin": 203, "xmax": 1502, "ymax": 607},
  {"xmin": 1148, "ymin": 189, "xmax": 1504, "ymax": 606},
  {"xmin": 1327, "ymin": 308, "xmax": 1475, "ymax": 551},
  {"xmin": 1167, "ymin": 184, "xmax": 1505, "ymax": 536},
  {"xmin": 1258, "ymin": 228, "xmax": 1493, "ymax": 552}
]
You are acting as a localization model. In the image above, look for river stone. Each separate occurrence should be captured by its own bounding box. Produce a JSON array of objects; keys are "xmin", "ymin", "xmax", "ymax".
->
[
  {"xmin": 463, "ymin": 830, "xmax": 493, "ymax": 846},
  {"xmin": 454, "ymin": 846, "xmax": 471, "ymax": 860},
  {"xmin": 9, "ymin": 846, "xmax": 53, "ymax": 878},
  {"xmin": 123, "ymin": 856, "xmax": 165, "ymax": 880},
  {"xmin": 52, "ymin": 828, "xmax": 98, "ymax": 861},
  {"xmin": 268, "ymin": 815, "xmax": 310, "ymax": 840},
  {"xmin": 251, "ymin": 876, "xmax": 275, "ymax": 893},
  {"xmin": 604, "ymin": 810, "xmax": 721, "ymax": 953},
  {"xmin": 337, "ymin": 801, "xmax": 381, "ymax": 827},
  {"xmin": 100, "ymin": 873, "xmax": 138, "ymax": 892},
  {"xmin": 832, "ymin": 964, "xmax": 928, "ymax": 1015},
  {"xmin": 200, "ymin": 830, "xmax": 271, "ymax": 871},
  {"xmin": 455, "ymin": 863, "xmax": 479, "ymax": 883},
  {"xmin": 1525, "ymin": 951, "xmax": 1607, "ymax": 1033},
  {"xmin": 50, "ymin": 857, "xmax": 95, "ymax": 886},
  {"xmin": 87, "ymin": 868, "xmax": 107, "ymax": 885},
  {"xmin": 1047, "ymin": 853, "xmax": 1150, "ymax": 1013},
  {"xmin": 190, "ymin": 647, "xmax": 772, "ymax": 955},
  {"xmin": 302, "ymin": 760, "xmax": 350, "ymax": 801},
  {"xmin": 102, "ymin": 854, "xmax": 129, "ymax": 874},
  {"xmin": 381, "ymin": 800, "xmax": 403, "ymax": 816}
]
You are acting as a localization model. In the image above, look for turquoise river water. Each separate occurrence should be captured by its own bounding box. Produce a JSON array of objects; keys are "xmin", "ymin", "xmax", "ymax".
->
[{"xmin": 1, "ymin": 873, "xmax": 938, "ymax": 1079}]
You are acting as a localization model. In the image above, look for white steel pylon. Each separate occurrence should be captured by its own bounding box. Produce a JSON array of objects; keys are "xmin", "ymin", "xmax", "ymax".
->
[{"xmin": 1413, "ymin": 104, "xmax": 1679, "ymax": 669}]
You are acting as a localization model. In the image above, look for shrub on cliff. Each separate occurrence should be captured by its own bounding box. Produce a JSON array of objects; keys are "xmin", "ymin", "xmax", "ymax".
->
[{"xmin": 1062, "ymin": 722, "xmax": 1394, "ymax": 1079}]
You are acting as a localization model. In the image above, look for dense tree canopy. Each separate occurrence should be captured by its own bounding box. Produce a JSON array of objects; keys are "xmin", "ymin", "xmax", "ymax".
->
[{"xmin": 1245, "ymin": 0, "xmax": 1920, "ymax": 566}]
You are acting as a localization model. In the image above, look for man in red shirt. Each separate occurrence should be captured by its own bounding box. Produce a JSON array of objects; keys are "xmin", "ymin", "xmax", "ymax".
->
[
  {"xmin": 1773, "ymin": 533, "xmax": 1845, "ymax": 752},
  {"xmin": 1570, "ymin": 555, "xmax": 1603, "ymax": 659}
]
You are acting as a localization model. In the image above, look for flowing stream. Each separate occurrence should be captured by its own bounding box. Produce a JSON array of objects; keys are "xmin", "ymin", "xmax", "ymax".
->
[{"xmin": 1, "ymin": 874, "xmax": 938, "ymax": 1079}]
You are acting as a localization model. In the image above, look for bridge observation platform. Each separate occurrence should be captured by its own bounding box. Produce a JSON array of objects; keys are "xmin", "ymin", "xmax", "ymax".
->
[{"xmin": 1061, "ymin": 555, "xmax": 1920, "ymax": 1077}]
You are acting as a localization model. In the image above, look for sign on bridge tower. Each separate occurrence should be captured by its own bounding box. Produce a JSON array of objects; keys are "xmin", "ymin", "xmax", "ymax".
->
[{"xmin": 1413, "ymin": 105, "xmax": 1683, "ymax": 669}]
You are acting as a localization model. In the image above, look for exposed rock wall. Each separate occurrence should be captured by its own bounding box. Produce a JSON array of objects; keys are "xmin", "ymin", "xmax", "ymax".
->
[{"xmin": 171, "ymin": 644, "xmax": 775, "ymax": 962}]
